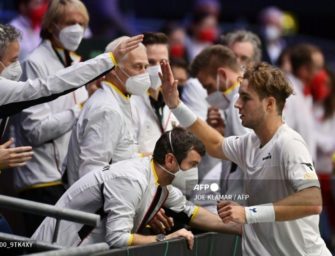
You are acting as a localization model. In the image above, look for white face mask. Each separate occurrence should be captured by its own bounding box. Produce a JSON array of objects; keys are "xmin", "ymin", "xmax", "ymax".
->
[
  {"xmin": 58, "ymin": 24, "xmax": 84, "ymax": 51},
  {"xmin": 265, "ymin": 25, "xmax": 281, "ymax": 41},
  {"xmin": 147, "ymin": 65, "xmax": 162, "ymax": 90},
  {"xmin": 0, "ymin": 60, "xmax": 22, "ymax": 81},
  {"xmin": 119, "ymin": 68, "xmax": 151, "ymax": 95},
  {"xmin": 206, "ymin": 75, "xmax": 233, "ymax": 110}
]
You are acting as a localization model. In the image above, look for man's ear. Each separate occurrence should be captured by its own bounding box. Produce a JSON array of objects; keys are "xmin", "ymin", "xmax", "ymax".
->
[
  {"xmin": 217, "ymin": 67, "xmax": 227, "ymax": 81},
  {"xmin": 265, "ymin": 96, "xmax": 277, "ymax": 112},
  {"xmin": 217, "ymin": 67, "xmax": 229, "ymax": 91},
  {"xmin": 164, "ymin": 153, "xmax": 175, "ymax": 167}
]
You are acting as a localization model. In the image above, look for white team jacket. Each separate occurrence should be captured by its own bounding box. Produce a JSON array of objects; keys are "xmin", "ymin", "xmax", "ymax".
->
[
  {"xmin": 65, "ymin": 81, "xmax": 139, "ymax": 185},
  {"xmin": 13, "ymin": 40, "xmax": 110, "ymax": 190},
  {"xmin": 32, "ymin": 157, "xmax": 198, "ymax": 248}
]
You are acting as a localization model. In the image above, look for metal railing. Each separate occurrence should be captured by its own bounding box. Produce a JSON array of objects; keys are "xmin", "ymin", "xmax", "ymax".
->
[
  {"xmin": 0, "ymin": 195, "xmax": 100, "ymax": 243},
  {"xmin": 26, "ymin": 243, "xmax": 109, "ymax": 256}
]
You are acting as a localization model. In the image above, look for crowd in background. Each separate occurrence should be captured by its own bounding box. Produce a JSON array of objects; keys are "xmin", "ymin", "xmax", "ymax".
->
[{"xmin": 0, "ymin": 0, "xmax": 334, "ymax": 254}]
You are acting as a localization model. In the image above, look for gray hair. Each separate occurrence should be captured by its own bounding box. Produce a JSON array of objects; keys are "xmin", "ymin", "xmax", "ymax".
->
[
  {"xmin": 220, "ymin": 30, "xmax": 262, "ymax": 63},
  {"xmin": 0, "ymin": 24, "xmax": 21, "ymax": 60}
]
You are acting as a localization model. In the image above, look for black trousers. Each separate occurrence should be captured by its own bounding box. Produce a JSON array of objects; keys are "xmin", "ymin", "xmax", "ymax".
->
[{"xmin": 19, "ymin": 184, "xmax": 66, "ymax": 237}]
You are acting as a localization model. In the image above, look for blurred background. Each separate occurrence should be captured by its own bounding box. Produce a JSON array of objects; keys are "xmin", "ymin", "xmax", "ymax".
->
[{"xmin": 1, "ymin": 0, "xmax": 335, "ymax": 65}]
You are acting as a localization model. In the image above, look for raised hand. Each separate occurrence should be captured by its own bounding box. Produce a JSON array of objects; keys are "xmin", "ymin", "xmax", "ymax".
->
[
  {"xmin": 112, "ymin": 34, "xmax": 144, "ymax": 63},
  {"xmin": 0, "ymin": 138, "xmax": 33, "ymax": 169},
  {"xmin": 207, "ymin": 107, "xmax": 225, "ymax": 135},
  {"xmin": 159, "ymin": 60, "xmax": 180, "ymax": 109}
]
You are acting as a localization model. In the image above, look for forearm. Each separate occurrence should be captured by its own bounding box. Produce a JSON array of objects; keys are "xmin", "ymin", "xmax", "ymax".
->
[
  {"xmin": 171, "ymin": 102, "xmax": 226, "ymax": 159},
  {"xmin": 23, "ymin": 107, "xmax": 79, "ymax": 145},
  {"xmin": 274, "ymin": 187, "xmax": 322, "ymax": 221},
  {"xmin": 189, "ymin": 118, "xmax": 226, "ymax": 159},
  {"xmin": 190, "ymin": 207, "xmax": 241, "ymax": 235},
  {"xmin": 132, "ymin": 234, "xmax": 156, "ymax": 246}
]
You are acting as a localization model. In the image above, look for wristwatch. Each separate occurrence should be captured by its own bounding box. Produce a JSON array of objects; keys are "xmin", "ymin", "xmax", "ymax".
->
[{"xmin": 156, "ymin": 233, "xmax": 166, "ymax": 242}]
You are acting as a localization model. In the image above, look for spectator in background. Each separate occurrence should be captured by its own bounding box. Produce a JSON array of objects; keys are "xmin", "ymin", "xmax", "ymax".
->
[
  {"xmin": 170, "ymin": 58, "xmax": 189, "ymax": 99},
  {"xmin": 162, "ymin": 22, "xmax": 188, "ymax": 61},
  {"xmin": 277, "ymin": 46, "xmax": 292, "ymax": 74},
  {"xmin": 259, "ymin": 6, "xmax": 286, "ymax": 65},
  {"xmin": 220, "ymin": 30, "xmax": 262, "ymax": 66},
  {"xmin": 13, "ymin": 0, "xmax": 90, "ymax": 236},
  {"xmin": 131, "ymin": 32, "xmax": 176, "ymax": 153},
  {"xmin": 65, "ymin": 36, "xmax": 149, "ymax": 186},
  {"xmin": 10, "ymin": 0, "xmax": 48, "ymax": 60},
  {"xmin": 82, "ymin": 0, "xmax": 136, "ymax": 37},
  {"xmin": 284, "ymin": 43, "xmax": 324, "ymax": 161},
  {"xmin": 186, "ymin": 13, "xmax": 219, "ymax": 61},
  {"xmin": 311, "ymin": 68, "xmax": 335, "ymax": 252},
  {"xmin": 189, "ymin": 45, "xmax": 246, "ymax": 212}
]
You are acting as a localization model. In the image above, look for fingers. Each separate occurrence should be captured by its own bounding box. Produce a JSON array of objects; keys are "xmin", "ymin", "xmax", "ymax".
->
[
  {"xmin": 1, "ymin": 138, "xmax": 14, "ymax": 149},
  {"xmin": 113, "ymin": 34, "xmax": 144, "ymax": 62},
  {"xmin": 153, "ymin": 209, "xmax": 174, "ymax": 233},
  {"xmin": 150, "ymin": 219, "xmax": 166, "ymax": 234},
  {"xmin": 217, "ymin": 200, "xmax": 233, "ymax": 209},
  {"xmin": 180, "ymin": 229, "xmax": 194, "ymax": 250},
  {"xmin": 9, "ymin": 146, "xmax": 33, "ymax": 154},
  {"xmin": 186, "ymin": 232, "xmax": 194, "ymax": 250}
]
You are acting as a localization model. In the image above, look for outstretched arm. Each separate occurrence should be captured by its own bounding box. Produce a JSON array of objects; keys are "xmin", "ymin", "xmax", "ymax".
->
[
  {"xmin": 190, "ymin": 207, "xmax": 242, "ymax": 235},
  {"xmin": 0, "ymin": 35, "xmax": 144, "ymax": 118},
  {"xmin": 160, "ymin": 60, "xmax": 227, "ymax": 160}
]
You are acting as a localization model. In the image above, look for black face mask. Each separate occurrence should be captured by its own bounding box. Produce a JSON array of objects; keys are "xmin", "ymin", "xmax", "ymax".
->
[{"xmin": 177, "ymin": 85, "xmax": 185, "ymax": 98}]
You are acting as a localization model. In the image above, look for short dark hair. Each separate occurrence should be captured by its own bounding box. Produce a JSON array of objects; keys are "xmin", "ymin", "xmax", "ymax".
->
[
  {"xmin": 170, "ymin": 57, "xmax": 189, "ymax": 73},
  {"xmin": 190, "ymin": 45, "xmax": 240, "ymax": 77},
  {"xmin": 153, "ymin": 127, "xmax": 205, "ymax": 165},
  {"xmin": 0, "ymin": 24, "xmax": 21, "ymax": 60},
  {"xmin": 143, "ymin": 32, "xmax": 168, "ymax": 46},
  {"xmin": 290, "ymin": 43, "xmax": 321, "ymax": 76}
]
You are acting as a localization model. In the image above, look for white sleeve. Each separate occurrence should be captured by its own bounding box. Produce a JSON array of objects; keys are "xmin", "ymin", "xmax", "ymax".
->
[
  {"xmin": 164, "ymin": 185, "xmax": 197, "ymax": 218},
  {"xmin": 19, "ymin": 59, "xmax": 80, "ymax": 146},
  {"xmin": 0, "ymin": 53, "xmax": 115, "ymax": 106},
  {"xmin": 103, "ymin": 176, "xmax": 144, "ymax": 247},
  {"xmin": 221, "ymin": 135, "xmax": 247, "ymax": 170},
  {"xmin": 78, "ymin": 107, "xmax": 122, "ymax": 178},
  {"xmin": 282, "ymin": 137, "xmax": 320, "ymax": 191},
  {"xmin": 20, "ymin": 104, "xmax": 80, "ymax": 146}
]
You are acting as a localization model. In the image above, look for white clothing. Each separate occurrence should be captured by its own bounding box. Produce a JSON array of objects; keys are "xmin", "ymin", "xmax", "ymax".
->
[
  {"xmin": 131, "ymin": 94, "xmax": 178, "ymax": 153},
  {"xmin": 65, "ymin": 81, "xmax": 139, "ymax": 185},
  {"xmin": 222, "ymin": 124, "xmax": 330, "ymax": 256},
  {"xmin": 313, "ymin": 104, "xmax": 335, "ymax": 173},
  {"xmin": 13, "ymin": 40, "xmax": 88, "ymax": 190},
  {"xmin": 10, "ymin": 15, "xmax": 41, "ymax": 60},
  {"xmin": 284, "ymin": 74, "xmax": 316, "ymax": 160},
  {"xmin": 131, "ymin": 94, "xmax": 198, "ymax": 197},
  {"xmin": 182, "ymin": 78, "xmax": 208, "ymax": 120},
  {"xmin": 0, "ymin": 51, "xmax": 113, "ymax": 108},
  {"xmin": 32, "ymin": 157, "xmax": 197, "ymax": 248}
]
